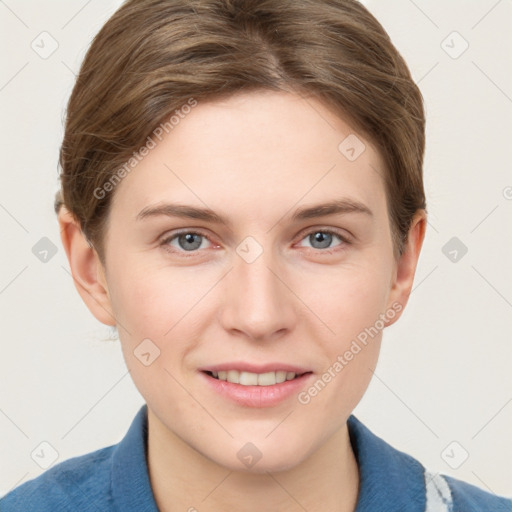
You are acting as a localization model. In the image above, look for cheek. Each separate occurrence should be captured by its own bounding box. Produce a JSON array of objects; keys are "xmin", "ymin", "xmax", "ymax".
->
[
  {"xmin": 293, "ymin": 264, "xmax": 390, "ymax": 405},
  {"xmin": 106, "ymin": 264, "xmax": 199, "ymax": 405},
  {"xmin": 297, "ymin": 262, "xmax": 392, "ymax": 340},
  {"xmin": 107, "ymin": 260, "xmax": 204, "ymax": 336},
  {"xmin": 105, "ymin": 261, "xmax": 219, "ymax": 387},
  {"xmin": 107, "ymin": 248, "xmax": 393, "ymax": 355}
]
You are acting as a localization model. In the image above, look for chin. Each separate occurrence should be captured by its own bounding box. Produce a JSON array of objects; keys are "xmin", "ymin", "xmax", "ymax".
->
[{"xmin": 204, "ymin": 436, "xmax": 314, "ymax": 474}]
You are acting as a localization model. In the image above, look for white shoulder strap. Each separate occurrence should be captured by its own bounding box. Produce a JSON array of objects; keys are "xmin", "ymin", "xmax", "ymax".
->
[{"xmin": 424, "ymin": 471, "xmax": 454, "ymax": 512}]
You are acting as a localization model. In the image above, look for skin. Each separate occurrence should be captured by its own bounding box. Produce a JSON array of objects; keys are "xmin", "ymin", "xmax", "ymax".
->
[{"xmin": 58, "ymin": 90, "xmax": 426, "ymax": 511}]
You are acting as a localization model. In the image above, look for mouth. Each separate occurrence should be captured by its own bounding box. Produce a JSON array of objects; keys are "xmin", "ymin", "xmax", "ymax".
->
[
  {"xmin": 199, "ymin": 363, "xmax": 314, "ymax": 407},
  {"xmin": 203, "ymin": 369, "xmax": 311, "ymax": 386}
]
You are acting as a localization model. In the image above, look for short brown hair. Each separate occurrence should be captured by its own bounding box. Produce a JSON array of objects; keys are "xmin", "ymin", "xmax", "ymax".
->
[{"xmin": 56, "ymin": 0, "xmax": 426, "ymax": 261}]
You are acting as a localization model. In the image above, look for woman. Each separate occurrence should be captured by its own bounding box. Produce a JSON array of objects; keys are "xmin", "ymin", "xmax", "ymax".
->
[{"xmin": 2, "ymin": 0, "xmax": 510, "ymax": 510}]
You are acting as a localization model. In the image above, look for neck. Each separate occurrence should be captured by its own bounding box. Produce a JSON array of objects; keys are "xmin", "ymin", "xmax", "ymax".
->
[{"xmin": 147, "ymin": 409, "xmax": 360, "ymax": 512}]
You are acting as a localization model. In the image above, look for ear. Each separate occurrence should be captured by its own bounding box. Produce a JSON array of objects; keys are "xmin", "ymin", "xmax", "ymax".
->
[
  {"xmin": 385, "ymin": 210, "xmax": 427, "ymax": 327},
  {"xmin": 58, "ymin": 206, "xmax": 116, "ymax": 326}
]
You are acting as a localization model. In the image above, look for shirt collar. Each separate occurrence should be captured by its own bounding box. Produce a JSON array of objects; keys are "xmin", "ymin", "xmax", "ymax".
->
[
  {"xmin": 111, "ymin": 405, "xmax": 427, "ymax": 511},
  {"xmin": 348, "ymin": 415, "xmax": 427, "ymax": 511},
  {"xmin": 111, "ymin": 404, "xmax": 159, "ymax": 511}
]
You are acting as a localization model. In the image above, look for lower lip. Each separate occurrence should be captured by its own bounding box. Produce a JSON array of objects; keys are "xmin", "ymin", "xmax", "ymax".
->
[{"xmin": 200, "ymin": 371, "xmax": 313, "ymax": 408}]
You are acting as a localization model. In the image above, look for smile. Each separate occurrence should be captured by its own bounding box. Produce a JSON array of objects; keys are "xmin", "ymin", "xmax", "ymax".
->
[
  {"xmin": 205, "ymin": 370, "xmax": 304, "ymax": 386},
  {"xmin": 201, "ymin": 367, "xmax": 314, "ymax": 407}
]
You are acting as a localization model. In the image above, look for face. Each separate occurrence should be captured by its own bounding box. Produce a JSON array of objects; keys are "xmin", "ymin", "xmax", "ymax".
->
[{"xmin": 70, "ymin": 91, "xmax": 418, "ymax": 472}]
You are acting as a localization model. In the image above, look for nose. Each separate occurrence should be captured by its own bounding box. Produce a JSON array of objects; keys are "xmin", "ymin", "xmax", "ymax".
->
[{"xmin": 219, "ymin": 245, "xmax": 296, "ymax": 342}]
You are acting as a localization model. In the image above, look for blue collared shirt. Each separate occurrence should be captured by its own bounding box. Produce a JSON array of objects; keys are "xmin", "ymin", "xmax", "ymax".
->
[{"xmin": 2, "ymin": 404, "xmax": 511, "ymax": 511}]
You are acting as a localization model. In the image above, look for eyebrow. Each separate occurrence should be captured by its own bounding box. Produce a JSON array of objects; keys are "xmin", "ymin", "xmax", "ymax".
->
[{"xmin": 135, "ymin": 199, "xmax": 372, "ymax": 225}]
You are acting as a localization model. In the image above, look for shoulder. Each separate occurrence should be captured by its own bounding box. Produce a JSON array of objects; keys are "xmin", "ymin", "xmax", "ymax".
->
[
  {"xmin": 347, "ymin": 415, "xmax": 512, "ymax": 512},
  {"xmin": 432, "ymin": 472, "xmax": 512, "ymax": 512},
  {"xmin": 0, "ymin": 445, "xmax": 116, "ymax": 512}
]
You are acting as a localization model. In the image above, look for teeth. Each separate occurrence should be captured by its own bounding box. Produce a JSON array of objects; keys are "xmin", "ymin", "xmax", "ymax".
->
[
  {"xmin": 258, "ymin": 372, "xmax": 277, "ymax": 386},
  {"xmin": 276, "ymin": 370, "xmax": 287, "ymax": 383},
  {"xmin": 227, "ymin": 370, "xmax": 239, "ymax": 384},
  {"xmin": 239, "ymin": 371, "xmax": 258, "ymax": 385},
  {"xmin": 212, "ymin": 370, "xmax": 298, "ymax": 386}
]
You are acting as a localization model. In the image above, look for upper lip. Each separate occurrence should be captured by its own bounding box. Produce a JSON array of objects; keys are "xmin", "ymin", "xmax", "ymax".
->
[{"xmin": 200, "ymin": 362, "xmax": 311, "ymax": 374}]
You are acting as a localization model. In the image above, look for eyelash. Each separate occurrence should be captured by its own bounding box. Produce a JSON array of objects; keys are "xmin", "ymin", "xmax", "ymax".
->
[{"xmin": 159, "ymin": 228, "xmax": 351, "ymax": 256}]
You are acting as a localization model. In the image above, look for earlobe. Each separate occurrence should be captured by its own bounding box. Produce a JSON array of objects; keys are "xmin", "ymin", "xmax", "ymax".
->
[
  {"xmin": 385, "ymin": 210, "xmax": 427, "ymax": 327},
  {"xmin": 57, "ymin": 207, "xmax": 117, "ymax": 326}
]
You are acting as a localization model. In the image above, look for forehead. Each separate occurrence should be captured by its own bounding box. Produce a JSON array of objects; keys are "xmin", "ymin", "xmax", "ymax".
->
[{"xmin": 111, "ymin": 90, "xmax": 387, "ymax": 223}]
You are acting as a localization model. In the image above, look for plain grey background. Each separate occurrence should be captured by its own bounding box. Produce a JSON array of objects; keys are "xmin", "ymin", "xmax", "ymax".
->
[{"xmin": 1, "ymin": 0, "xmax": 511, "ymax": 499}]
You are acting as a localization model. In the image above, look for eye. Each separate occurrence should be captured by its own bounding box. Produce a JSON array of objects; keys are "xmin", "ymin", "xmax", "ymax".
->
[
  {"xmin": 160, "ymin": 228, "xmax": 349, "ymax": 255},
  {"xmin": 297, "ymin": 229, "xmax": 348, "ymax": 251},
  {"xmin": 161, "ymin": 231, "xmax": 213, "ymax": 252}
]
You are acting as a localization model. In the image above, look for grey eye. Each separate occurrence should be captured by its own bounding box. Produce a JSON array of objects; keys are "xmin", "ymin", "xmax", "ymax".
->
[
  {"xmin": 307, "ymin": 231, "xmax": 336, "ymax": 249},
  {"xmin": 310, "ymin": 232, "xmax": 331, "ymax": 249},
  {"xmin": 171, "ymin": 232, "xmax": 207, "ymax": 251}
]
